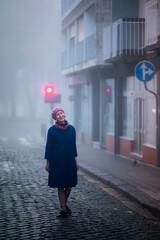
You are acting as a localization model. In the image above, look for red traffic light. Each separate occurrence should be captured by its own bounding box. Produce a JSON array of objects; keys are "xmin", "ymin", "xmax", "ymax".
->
[
  {"xmin": 106, "ymin": 88, "xmax": 111, "ymax": 93},
  {"xmin": 106, "ymin": 86, "xmax": 112, "ymax": 103},
  {"xmin": 44, "ymin": 84, "xmax": 55, "ymax": 103},
  {"xmin": 43, "ymin": 84, "xmax": 61, "ymax": 103},
  {"xmin": 46, "ymin": 87, "xmax": 53, "ymax": 93}
]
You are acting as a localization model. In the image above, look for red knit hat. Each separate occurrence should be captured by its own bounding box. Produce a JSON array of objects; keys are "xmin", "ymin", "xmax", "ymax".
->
[{"xmin": 52, "ymin": 107, "xmax": 64, "ymax": 120}]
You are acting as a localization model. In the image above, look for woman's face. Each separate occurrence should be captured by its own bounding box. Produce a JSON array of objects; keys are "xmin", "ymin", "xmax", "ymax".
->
[{"xmin": 56, "ymin": 111, "xmax": 66, "ymax": 123}]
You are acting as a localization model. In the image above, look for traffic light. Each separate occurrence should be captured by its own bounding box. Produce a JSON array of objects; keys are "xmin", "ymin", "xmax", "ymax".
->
[
  {"xmin": 44, "ymin": 84, "xmax": 61, "ymax": 103},
  {"xmin": 106, "ymin": 86, "xmax": 112, "ymax": 103},
  {"xmin": 44, "ymin": 84, "xmax": 55, "ymax": 103}
]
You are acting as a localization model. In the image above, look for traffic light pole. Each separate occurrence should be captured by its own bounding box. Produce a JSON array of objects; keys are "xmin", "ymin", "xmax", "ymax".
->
[
  {"xmin": 144, "ymin": 82, "xmax": 160, "ymax": 167},
  {"xmin": 50, "ymin": 103, "xmax": 54, "ymax": 125}
]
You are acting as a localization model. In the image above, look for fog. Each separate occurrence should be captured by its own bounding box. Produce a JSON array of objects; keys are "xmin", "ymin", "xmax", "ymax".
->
[{"xmin": 0, "ymin": 0, "xmax": 64, "ymax": 139}]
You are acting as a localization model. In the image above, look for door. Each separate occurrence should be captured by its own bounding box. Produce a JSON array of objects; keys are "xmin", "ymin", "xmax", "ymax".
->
[{"xmin": 134, "ymin": 98, "xmax": 145, "ymax": 155}]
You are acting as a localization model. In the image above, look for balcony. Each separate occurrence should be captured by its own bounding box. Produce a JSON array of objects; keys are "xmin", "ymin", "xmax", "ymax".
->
[
  {"xmin": 145, "ymin": 14, "xmax": 160, "ymax": 53},
  {"xmin": 61, "ymin": 33, "xmax": 95, "ymax": 71},
  {"xmin": 145, "ymin": 0, "xmax": 160, "ymax": 50},
  {"xmin": 61, "ymin": 0, "xmax": 80, "ymax": 17},
  {"xmin": 103, "ymin": 18, "xmax": 145, "ymax": 61}
]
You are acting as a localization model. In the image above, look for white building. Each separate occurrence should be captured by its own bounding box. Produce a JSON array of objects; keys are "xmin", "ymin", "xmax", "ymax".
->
[{"xmin": 61, "ymin": 0, "xmax": 160, "ymax": 166}]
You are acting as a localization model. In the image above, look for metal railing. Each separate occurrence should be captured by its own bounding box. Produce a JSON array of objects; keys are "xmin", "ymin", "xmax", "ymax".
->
[
  {"xmin": 145, "ymin": 0, "xmax": 159, "ymax": 46},
  {"xmin": 103, "ymin": 18, "xmax": 145, "ymax": 60}
]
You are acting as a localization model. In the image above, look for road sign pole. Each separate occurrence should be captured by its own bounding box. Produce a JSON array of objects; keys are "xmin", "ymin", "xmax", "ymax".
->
[
  {"xmin": 144, "ymin": 82, "xmax": 160, "ymax": 167},
  {"xmin": 135, "ymin": 61, "xmax": 160, "ymax": 167}
]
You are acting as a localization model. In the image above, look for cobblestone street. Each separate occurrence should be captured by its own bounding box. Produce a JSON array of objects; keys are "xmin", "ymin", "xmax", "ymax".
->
[{"xmin": 1, "ymin": 138, "xmax": 160, "ymax": 240}]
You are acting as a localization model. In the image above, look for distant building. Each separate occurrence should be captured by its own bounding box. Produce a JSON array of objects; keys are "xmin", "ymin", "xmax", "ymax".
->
[{"xmin": 61, "ymin": 0, "xmax": 160, "ymax": 166}]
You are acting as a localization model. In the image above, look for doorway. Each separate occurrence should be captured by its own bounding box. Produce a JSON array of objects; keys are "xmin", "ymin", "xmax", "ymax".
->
[{"xmin": 134, "ymin": 98, "xmax": 145, "ymax": 155}]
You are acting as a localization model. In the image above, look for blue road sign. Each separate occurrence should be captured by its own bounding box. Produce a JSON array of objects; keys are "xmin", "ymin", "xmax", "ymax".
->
[{"xmin": 134, "ymin": 61, "xmax": 155, "ymax": 82}]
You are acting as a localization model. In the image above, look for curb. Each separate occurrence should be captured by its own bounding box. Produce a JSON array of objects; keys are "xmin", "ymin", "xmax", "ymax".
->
[{"xmin": 79, "ymin": 162, "xmax": 160, "ymax": 217}]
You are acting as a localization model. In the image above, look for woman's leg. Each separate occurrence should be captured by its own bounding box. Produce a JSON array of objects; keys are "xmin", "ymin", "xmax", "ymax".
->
[
  {"xmin": 58, "ymin": 188, "xmax": 67, "ymax": 212},
  {"xmin": 64, "ymin": 187, "xmax": 72, "ymax": 214},
  {"xmin": 64, "ymin": 187, "xmax": 72, "ymax": 203}
]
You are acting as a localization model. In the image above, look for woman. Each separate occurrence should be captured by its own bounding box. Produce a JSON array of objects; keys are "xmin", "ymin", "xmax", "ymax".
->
[{"xmin": 44, "ymin": 107, "xmax": 79, "ymax": 218}]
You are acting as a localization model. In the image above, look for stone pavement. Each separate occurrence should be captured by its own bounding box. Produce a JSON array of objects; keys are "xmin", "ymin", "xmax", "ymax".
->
[
  {"xmin": 77, "ymin": 144, "xmax": 160, "ymax": 216},
  {"xmin": 2, "ymin": 139, "xmax": 160, "ymax": 239}
]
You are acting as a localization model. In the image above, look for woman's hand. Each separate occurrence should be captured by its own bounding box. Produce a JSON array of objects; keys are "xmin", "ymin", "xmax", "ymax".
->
[
  {"xmin": 75, "ymin": 158, "xmax": 79, "ymax": 171},
  {"xmin": 45, "ymin": 160, "xmax": 49, "ymax": 172}
]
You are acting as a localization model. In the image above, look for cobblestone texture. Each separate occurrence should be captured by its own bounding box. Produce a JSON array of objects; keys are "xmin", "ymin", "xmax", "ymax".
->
[{"xmin": 0, "ymin": 139, "xmax": 160, "ymax": 240}]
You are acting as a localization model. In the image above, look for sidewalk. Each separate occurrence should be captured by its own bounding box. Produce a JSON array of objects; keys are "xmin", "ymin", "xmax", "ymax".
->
[{"xmin": 77, "ymin": 144, "xmax": 160, "ymax": 216}]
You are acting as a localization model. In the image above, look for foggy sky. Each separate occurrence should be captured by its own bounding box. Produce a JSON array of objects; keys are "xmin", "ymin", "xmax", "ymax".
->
[{"xmin": 0, "ymin": 0, "xmax": 62, "ymax": 115}]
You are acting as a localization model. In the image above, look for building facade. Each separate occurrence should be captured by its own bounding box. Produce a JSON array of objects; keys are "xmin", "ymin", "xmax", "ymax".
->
[{"xmin": 61, "ymin": 0, "xmax": 160, "ymax": 166}]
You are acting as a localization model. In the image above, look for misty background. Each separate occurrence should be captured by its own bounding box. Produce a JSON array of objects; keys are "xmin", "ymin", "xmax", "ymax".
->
[{"xmin": 0, "ymin": 0, "xmax": 71, "ymax": 139}]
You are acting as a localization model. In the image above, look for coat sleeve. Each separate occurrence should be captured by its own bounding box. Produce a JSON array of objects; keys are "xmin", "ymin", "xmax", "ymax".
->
[
  {"xmin": 72, "ymin": 127, "xmax": 78, "ymax": 158},
  {"xmin": 44, "ymin": 128, "xmax": 54, "ymax": 161}
]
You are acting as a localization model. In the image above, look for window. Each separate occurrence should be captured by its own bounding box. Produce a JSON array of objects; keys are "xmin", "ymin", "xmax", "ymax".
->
[
  {"xmin": 105, "ymin": 79, "xmax": 115, "ymax": 134},
  {"xmin": 77, "ymin": 15, "xmax": 84, "ymax": 42},
  {"xmin": 145, "ymin": 0, "xmax": 158, "ymax": 45},
  {"xmin": 69, "ymin": 22, "xmax": 75, "ymax": 39},
  {"xmin": 85, "ymin": 5, "xmax": 95, "ymax": 37},
  {"xmin": 62, "ymin": 29, "xmax": 67, "ymax": 52}
]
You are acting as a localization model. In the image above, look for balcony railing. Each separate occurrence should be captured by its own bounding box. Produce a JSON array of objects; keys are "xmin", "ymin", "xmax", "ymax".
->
[
  {"xmin": 85, "ymin": 34, "xmax": 95, "ymax": 61},
  {"xmin": 76, "ymin": 40, "xmax": 84, "ymax": 64},
  {"xmin": 145, "ymin": 0, "xmax": 159, "ymax": 47},
  {"xmin": 61, "ymin": 33, "xmax": 95, "ymax": 69},
  {"xmin": 61, "ymin": 0, "xmax": 78, "ymax": 16},
  {"xmin": 62, "ymin": 51, "xmax": 67, "ymax": 69},
  {"xmin": 103, "ymin": 18, "xmax": 145, "ymax": 60}
]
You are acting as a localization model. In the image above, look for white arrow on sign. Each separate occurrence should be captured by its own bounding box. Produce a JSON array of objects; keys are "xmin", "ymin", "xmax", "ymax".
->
[{"xmin": 140, "ymin": 63, "xmax": 154, "ymax": 81}]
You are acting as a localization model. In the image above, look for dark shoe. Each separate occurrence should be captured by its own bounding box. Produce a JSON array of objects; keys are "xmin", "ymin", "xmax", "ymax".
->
[
  {"xmin": 56, "ymin": 210, "xmax": 68, "ymax": 218},
  {"xmin": 66, "ymin": 205, "xmax": 71, "ymax": 214},
  {"xmin": 60, "ymin": 205, "xmax": 72, "ymax": 214}
]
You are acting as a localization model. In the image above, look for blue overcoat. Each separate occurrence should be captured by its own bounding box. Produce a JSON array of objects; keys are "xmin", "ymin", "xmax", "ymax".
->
[{"xmin": 44, "ymin": 123, "xmax": 78, "ymax": 188}]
